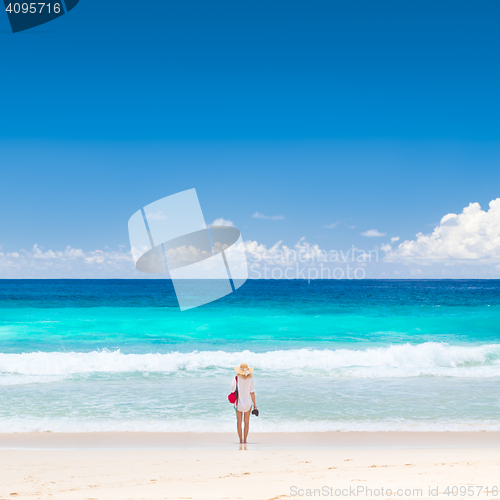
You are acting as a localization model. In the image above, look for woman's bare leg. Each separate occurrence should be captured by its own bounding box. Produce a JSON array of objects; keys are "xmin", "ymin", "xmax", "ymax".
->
[
  {"xmin": 243, "ymin": 409, "xmax": 251, "ymax": 443},
  {"xmin": 236, "ymin": 410, "xmax": 243, "ymax": 443}
]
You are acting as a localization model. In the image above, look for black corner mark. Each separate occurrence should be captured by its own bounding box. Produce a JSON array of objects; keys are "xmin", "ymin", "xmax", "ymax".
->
[
  {"xmin": 3, "ymin": 0, "xmax": 79, "ymax": 33},
  {"xmin": 63, "ymin": 0, "xmax": 77, "ymax": 12}
]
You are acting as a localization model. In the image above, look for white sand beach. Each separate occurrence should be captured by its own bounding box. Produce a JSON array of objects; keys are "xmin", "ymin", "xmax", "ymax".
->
[{"xmin": 0, "ymin": 433, "xmax": 499, "ymax": 500}]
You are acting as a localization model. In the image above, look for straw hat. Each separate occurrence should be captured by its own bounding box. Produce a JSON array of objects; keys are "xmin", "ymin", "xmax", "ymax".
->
[{"xmin": 234, "ymin": 362, "xmax": 254, "ymax": 377}]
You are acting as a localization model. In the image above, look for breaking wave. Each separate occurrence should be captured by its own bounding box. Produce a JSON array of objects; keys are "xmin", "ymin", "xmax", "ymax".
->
[{"xmin": 1, "ymin": 342, "xmax": 500, "ymax": 384}]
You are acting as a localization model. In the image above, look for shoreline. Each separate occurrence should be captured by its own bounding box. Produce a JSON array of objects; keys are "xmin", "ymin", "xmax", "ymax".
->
[{"xmin": 1, "ymin": 431, "xmax": 500, "ymax": 450}]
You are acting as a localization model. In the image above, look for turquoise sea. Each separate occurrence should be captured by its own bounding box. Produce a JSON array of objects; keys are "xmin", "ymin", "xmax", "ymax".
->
[{"xmin": 0, "ymin": 279, "xmax": 500, "ymax": 432}]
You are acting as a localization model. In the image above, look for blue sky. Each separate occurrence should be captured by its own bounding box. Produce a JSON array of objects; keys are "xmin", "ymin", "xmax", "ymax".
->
[{"xmin": 1, "ymin": 0, "xmax": 500, "ymax": 278}]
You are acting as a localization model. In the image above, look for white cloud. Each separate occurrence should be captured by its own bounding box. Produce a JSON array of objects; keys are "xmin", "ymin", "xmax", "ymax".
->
[
  {"xmin": 361, "ymin": 229, "xmax": 386, "ymax": 237},
  {"xmin": 145, "ymin": 210, "xmax": 167, "ymax": 221},
  {"xmin": 384, "ymin": 198, "xmax": 500, "ymax": 263},
  {"xmin": 32, "ymin": 244, "xmax": 86, "ymax": 259},
  {"xmin": 252, "ymin": 212, "xmax": 285, "ymax": 220},
  {"xmin": 6, "ymin": 197, "xmax": 500, "ymax": 280},
  {"xmin": 211, "ymin": 218, "xmax": 234, "ymax": 227},
  {"xmin": 243, "ymin": 237, "xmax": 377, "ymax": 269},
  {"xmin": 244, "ymin": 237, "xmax": 313, "ymax": 267},
  {"xmin": 0, "ymin": 245, "xmax": 134, "ymax": 279},
  {"xmin": 322, "ymin": 222, "xmax": 339, "ymax": 229}
]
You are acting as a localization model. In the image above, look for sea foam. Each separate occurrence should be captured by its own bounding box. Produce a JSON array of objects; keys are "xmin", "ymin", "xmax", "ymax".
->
[
  {"xmin": 1, "ymin": 342, "xmax": 500, "ymax": 382},
  {"xmin": 1, "ymin": 417, "xmax": 500, "ymax": 433}
]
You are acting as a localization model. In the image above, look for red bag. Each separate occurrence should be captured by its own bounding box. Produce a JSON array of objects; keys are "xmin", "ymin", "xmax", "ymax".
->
[{"xmin": 228, "ymin": 375, "xmax": 238, "ymax": 404}]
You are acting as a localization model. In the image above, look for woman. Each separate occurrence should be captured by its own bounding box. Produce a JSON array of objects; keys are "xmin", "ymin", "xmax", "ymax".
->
[{"xmin": 230, "ymin": 362, "xmax": 257, "ymax": 444}]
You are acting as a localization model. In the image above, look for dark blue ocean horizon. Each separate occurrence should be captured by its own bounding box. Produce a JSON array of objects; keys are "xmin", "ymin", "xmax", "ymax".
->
[{"xmin": 1, "ymin": 278, "xmax": 500, "ymax": 307}]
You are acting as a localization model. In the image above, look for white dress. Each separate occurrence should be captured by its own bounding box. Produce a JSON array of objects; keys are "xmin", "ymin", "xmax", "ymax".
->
[{"xmin": 230, "ymin": 375, "xmax": 254, "ymax": 412}]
